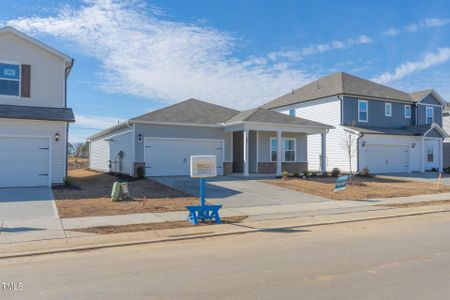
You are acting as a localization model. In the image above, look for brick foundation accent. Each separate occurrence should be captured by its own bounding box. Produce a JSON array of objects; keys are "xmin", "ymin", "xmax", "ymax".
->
[
  {"xmin": 133, "ymin": 162, "xmax": 146, "ymax": 177},
  {"xmin": 257, "ymin": 162, "xmax": 308, "ymax": 174},
  {"xmin": 223, "ymin": 162, "xmax": 233, "ymax": 175}
]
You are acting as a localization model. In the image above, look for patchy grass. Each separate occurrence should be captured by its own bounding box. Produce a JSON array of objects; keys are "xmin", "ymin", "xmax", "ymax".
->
[
  {"xmin": 262, "ymin": 176, "xmax": 450, "ymax": 200},
  {"xmin": 54, "ymin": 169, "xmax": 199, "ymax": 218},
  {"xmin": 377, "ymin": 200, "xmax": 450, "ymax": 208},
  {"xmin": 68, "ymin": 157, "xmax": 89, "ymax": 170},
  {"xmin": 68, "ymin": 216, "xmax": 248, "ymax": 235}
]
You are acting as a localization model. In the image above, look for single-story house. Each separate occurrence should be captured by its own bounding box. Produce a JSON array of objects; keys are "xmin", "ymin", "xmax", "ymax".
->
[{"xmin": 88, "ymin": 99, "xmax": 332, "ymax": 177}]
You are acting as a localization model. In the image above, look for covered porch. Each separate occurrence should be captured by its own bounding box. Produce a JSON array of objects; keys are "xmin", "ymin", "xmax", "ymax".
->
[{"xmin": 222, "ymin": 108, "xmax": 332, "ymax": 176}]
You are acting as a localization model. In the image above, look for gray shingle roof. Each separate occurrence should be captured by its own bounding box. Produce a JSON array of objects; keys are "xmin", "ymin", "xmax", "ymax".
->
[
  {"xmin": 225, "ymin": 108, "xmax": 333, "ymax": 128},
  {"xmin": 131, "ymin": 98, "xmax": 240, "ymax": 125},
  {"xmin": 344, "ymin": 124, "xmax": 435, "ymax": 136},
  {"xmin": 0, "ymin": 104, "xmax": 75, "ymax": 122},
  {"xmin": 262, "ymin": 72, "xmax": 416, "ymax": 109},
  {"xmin": 409, "ymin": 89, "xmax": 434, "ymax": 102}
]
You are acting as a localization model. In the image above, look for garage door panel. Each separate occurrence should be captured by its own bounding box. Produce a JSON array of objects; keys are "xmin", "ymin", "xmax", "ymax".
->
[
  {"xmin": 0, "ymin": 137, "xmax": 50, "ymax": 187},
  {"xmin": 365, "ymin": 145, "xmax": 409, "ymax": 174},
  {"xmin": 144, "ymin": 138, "xmax": 223, "ymax": 176}
]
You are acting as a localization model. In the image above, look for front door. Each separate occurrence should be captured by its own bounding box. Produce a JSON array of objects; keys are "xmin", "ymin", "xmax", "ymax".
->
[{"xmin": 424, "ymin": 139, "xmax": 440, "ymax": 171}]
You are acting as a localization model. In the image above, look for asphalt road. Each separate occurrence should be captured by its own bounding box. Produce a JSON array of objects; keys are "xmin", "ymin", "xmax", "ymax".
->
[{"xmin": 2, "ymin": 212, "xmax": 450, "ymax": 299}]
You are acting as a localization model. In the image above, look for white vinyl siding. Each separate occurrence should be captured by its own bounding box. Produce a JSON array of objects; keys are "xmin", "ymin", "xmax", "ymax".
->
[
  {"xmin": 0, "ymin": 118, "xmax": 66, "ymax": 184},
  {"xmin": 0, "ymin": 31, "xmax": 65, "ymax": 107},
  {"xmin": 277, "ymin": 97, "xmax": 357, "ymax": 172},
  {"xmin": 90, "ymin": 129, "xmax": 133, "ymax": 175}
]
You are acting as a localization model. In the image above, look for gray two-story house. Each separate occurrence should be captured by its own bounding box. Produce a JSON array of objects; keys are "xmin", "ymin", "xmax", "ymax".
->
[{"xmin": 263, "ymin": 72, "xmax": 448, "ymax": 174}]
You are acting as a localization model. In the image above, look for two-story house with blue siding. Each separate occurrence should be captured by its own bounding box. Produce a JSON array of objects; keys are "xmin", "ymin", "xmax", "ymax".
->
[
  {"xmin": 0, "ymin": 27, "xmax": 75, "ymax": 187},
  {"xmin": 262, "ymin": 72, "xmax": 448, "ymax": 174}
]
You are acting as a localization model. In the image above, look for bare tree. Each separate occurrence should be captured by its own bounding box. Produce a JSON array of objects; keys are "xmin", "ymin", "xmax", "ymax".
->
[{"xmin": 341, "ymin": 130, "xmax": 358, "ymax": 177}]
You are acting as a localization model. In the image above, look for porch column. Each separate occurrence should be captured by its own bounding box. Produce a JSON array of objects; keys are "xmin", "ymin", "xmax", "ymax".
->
[
  {"xmin": 276, "ymin": 130, "xmax": 282, "ymax": 176},
  {"xmin": 321, "ymin": 132, "xmax": 327, "ymax": 173},
  {"xmin": 421, "ymin": 137, "xmax": 425, "ymax": 172},
  {"xmin": 243, "ymin": 129, "xmax": 249, "ymax": 176},
  {"xmin": 440, "ymin": 138, "xmax": 444, "ymax": 172}
]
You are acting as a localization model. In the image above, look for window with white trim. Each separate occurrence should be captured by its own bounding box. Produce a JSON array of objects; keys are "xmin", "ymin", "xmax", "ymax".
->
[
  {"xmin": 426, "ymin": 106, "xmax": 434, "ymax": 124},
  {"xmin": 270, "ymin": 138, "xmax": 277, "ymax": 162},
  {"xmin": 385, "ymin": 103, "xmax": 392, "ymax": 117},
  {"xmin": 404, "ymin": 105, "xmax": 411, "ymax": 118},
  {"xmin": 284, "ymin": 138, "xmax": 296, "ymax": 162},
  {"xmin": 270, "ymin": 137, "xmax": 296, "ymax": 162},
  {"xmin": 289, "ymin": 109, "xmax": 295, "ymax": 117},
  {"xmin": 427, "ymin": 145, "xmax": 434, "ymax": 162},
  {"xmin": 358, "ymin": 100, "xmax": 368, "ymax": 122},
  {"xmin": 0, "ymin": 62, "xmax": 20, "ymax": 96}
]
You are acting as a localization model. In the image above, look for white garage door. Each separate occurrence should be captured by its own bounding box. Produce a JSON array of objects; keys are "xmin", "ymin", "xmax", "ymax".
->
[
  {"xmin": 366, "ymin": 144, "xmax": 409, "ymax": 174},
  {"xmin": 144, "ymin": 138, "xmax": 224, "ymax": 176},
  {"xmin": 0, "ymin": 137, "xmax": 50, "ymax": 187}
]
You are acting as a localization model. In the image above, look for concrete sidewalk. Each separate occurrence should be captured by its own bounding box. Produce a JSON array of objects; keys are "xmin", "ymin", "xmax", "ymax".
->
[{"xmin": 2, "ymin": 204, "xmax": 450, "ymax": 259}]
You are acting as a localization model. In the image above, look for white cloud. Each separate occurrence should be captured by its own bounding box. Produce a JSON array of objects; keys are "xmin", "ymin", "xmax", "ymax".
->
[
  {"xmin": 382, "ymin": 18, "xmax": 450, "ymax": 37},
  {"xmin": 5, "ymin": 0, "xmax": 324, "ymax": 109},
  {"xmin": 74, "ymin": 115, "xmax": 126, "ymax": 130},
  {"xmin": 372, "ymin": 48, "xmax": 450, "ymax": 84},
  {"xmin": 268, "ymin": 35, "xmax": 373, "ymax": 62}
]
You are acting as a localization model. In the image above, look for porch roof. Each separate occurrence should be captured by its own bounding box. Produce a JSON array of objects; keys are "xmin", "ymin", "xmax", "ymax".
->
[{"xmin": 223, "ymin": 108, "xmax": 333, "ymax": 129}]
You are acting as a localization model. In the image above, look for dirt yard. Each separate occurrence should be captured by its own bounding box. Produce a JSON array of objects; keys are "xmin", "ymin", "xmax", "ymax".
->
[
  {"xmin": 69, "ymin": 216, "xmax": 248, "ymax": 234},
  {"xmin": 262, "ymin": 176, "xmax": 450, "ymax": 200},
  {"xmin": 54, "ymin": 169, "xmax": 199, "ymax": 218}
]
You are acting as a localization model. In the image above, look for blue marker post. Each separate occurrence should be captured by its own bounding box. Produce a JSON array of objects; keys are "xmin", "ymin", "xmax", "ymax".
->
[{"xmin": 186, "ymin": 155, "xmax": 222, "ymax": 225}]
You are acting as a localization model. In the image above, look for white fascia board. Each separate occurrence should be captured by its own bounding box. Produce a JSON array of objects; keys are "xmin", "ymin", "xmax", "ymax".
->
[
  {"xmin": 132, "ymin": 120, "xmax": 222, "ymax": 128},
  {"xmin": 424, "ymin": 123, "xmax": 449, "ymax": 138},
  {"xmin": 416, "ymin": 90, "xmax": 448, "ymax": 107}
]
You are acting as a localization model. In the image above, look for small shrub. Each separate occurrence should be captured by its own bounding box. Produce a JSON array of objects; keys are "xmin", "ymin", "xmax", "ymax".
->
[
  {"xmin": 360, "ymin": 167, "xmax": 370, "ymax": 177},
  {"xmin": 281, "ymin": 171, "xmax": 289, "ymax": 178},
  {"xmin": 431, "ymin": 167, "xmax": 438, "ymax": 172},
  {"xmin": 136, "ymin": 166, "xmax": 146, "ymax": 178},
  {"xmin": 444, "ymin": 167, "xmax": 450, "ymax": 174},
  {"xmin": 63, "ymin": 176, "xmax": 73, "ymax": 187},
  {"xmin": 292, "ymin": 172, "xmax": 300, "ymax": 178},
  {"xmin": 311, "ymin": 171, "xmax": 318, "ymax": 177},
  {"xmin": 331, "ymin": 168, "xmax": 341, "ymax": 177}
]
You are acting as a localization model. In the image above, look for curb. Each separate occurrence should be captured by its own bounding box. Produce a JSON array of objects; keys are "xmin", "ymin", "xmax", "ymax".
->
[{"xmin": 2, "ymin": 208, "xmax": 450, "ymax": 260}]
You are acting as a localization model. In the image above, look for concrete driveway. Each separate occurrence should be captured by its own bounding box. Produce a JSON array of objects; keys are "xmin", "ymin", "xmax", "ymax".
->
[
  {"xmin": 378, "ymin": 172, "xmax": 450, "ymax": 185},
  {"xmin": 153, "ymin": 176, "xmax": 328, "ymax": 208},
  {"xmin": 0, "ymin": 187, "xmax": 65, "ymax": 244}
]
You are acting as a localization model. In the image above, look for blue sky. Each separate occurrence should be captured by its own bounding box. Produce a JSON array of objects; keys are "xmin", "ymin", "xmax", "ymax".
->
[{"xmin": 1, "ymin": 0, "xmax": 450, "ymax": 143}]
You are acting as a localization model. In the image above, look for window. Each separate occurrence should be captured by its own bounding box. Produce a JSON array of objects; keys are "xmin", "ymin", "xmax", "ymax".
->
[
  {"xmin": 427, "ymin": 145, "xmax": 434, "ymax": 162},
  {"xmin": 404, "ymin": 105, "xmax": 411, "ymax": 118},
  {"xmin": 271, "ymin": 138, "xmax": 277, "ymax": 162},
  {"xmin": 358, "ymin": 100, "xmax": 368, "ymax": 122},
  {"xmin": 426, "ymin": 107, "xmax": 434, "ymax": 124},
  {"xmin": 289, "ymin": 109, "xmax": 296, "ymax": 117},
  {"xmin": 284, "ymin": 138, "xmax": 296, "ymax": 162},
  {"xmin": 270, "ymin": 138, "xmax": 296, "ymax": 162},
  {"xmin": 0, "ymin": 62, "xmax": 20, "ymax": 96},
  {"xmin": 385, "ymin": 103, "xmax": 392, "ymax": 117}
]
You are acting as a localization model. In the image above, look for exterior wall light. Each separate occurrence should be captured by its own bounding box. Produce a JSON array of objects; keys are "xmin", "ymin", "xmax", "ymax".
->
[
  {"xmin": 55, "ymin": 133, "xmax": 60, "ymax": 142},
  {"xmin": 412, "ymin": 142, "xmax": 416, "ymax": 148},
  {"xmin": 138, "ymin": 134, "xmax": 143, "ymax": 143},
  {"xmin": 361, "ymin": 141, "xmax": 366, "ymax": 147}
]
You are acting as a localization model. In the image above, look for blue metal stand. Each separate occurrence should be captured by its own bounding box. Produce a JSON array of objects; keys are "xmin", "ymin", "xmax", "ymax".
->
[{"xmin": 186, "ymin": 177, "xmax": 222, "ymax": 225}]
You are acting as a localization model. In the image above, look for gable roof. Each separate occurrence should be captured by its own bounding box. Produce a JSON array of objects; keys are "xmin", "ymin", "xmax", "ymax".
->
[
  {"xmin": 409, "ymin": 89, "xmax": 448, "ymax": 106},
  {"xmin": 262, "ymin": 72, "xmax": 422, "ymax": 109},
  {"xmin": 225, "ymin": 108, "xmax": 332, "ymax": 128},
  {"xmin": 0, "ymin": 26, "xmax": 73, "ymax": 66},
  {"xmin": 131, "ymin": 98, "xmax": 240, "ymax": 125}
]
